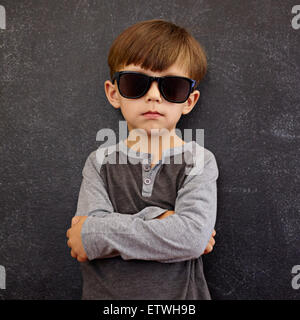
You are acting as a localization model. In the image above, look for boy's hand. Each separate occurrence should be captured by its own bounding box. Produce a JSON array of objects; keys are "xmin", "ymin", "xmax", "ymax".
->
[
  {"xmin": 203, "ymin": 229, "xmax": 216, "ymax": 255},
  {"xmin": 156, "ymin": 210, "xmax": 175, "ymax": 220},
  {"xmin": 66, "ymin": 216, "xmax": 88, "ymax": 262},
  {"xmin": 156, "ymin": 211, "xmax": 216, "ymax": 254}
]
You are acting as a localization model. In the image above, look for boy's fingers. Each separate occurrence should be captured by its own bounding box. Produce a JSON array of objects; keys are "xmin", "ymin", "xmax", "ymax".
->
[
  {"xmin": 71, "ymin": 250, "xmax": 77, "ymax": 259},
  {"xmin": 77, "ymin": 256, "xmax": 87, "ymax": 262},
  {"xmin": 203, "ymin": 244, "xmax": 213, "ymax": 254},
  {"xmin": 72, "ymin": 216, "xmax": 80, "ymax": 226},
  {"xmin": 201, "ymin": 231, "xmax": 217, "ymax": 255},
  {"xmin": 209, "ymin": 237, "xmax": 215, "ymax": 246}
]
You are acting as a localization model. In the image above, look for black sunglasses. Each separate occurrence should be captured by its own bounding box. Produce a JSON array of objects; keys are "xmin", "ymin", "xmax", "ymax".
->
[{"xmin": 112, "ymin": 71, "xmax": 197, "ymax": 103}]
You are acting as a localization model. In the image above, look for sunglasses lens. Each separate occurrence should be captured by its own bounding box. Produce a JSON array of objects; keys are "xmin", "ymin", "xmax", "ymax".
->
[
  {"xmin": 119, "ymin": 73, "xmax": 148, "ymax": 98},
  {"xmin": 161, "ymin": 77, "xmax": 191, "ymax": 103}
]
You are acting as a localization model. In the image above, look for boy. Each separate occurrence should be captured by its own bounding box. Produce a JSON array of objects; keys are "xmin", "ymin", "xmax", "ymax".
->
[{"xmin": 66, "ymin": 19, "xmax": 218, "ymax": 300}]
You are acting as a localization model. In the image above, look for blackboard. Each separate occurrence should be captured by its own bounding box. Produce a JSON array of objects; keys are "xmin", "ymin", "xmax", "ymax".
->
[{"xmin": 0, "ymin": 0, "xmax": 299, "ymax": 300}]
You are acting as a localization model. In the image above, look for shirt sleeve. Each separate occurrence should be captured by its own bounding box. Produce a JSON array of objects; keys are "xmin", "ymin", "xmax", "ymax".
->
[
  {"xmin": 74, "ymin": 150, "xmax": 168, "ymax": 258},
  {"xmin": 81, "ymin": 148, "xmax": 219, "ymax": 263},
  {"xmin": 75, "ymin": 150, "xmax": 168, "ymax": 220}
]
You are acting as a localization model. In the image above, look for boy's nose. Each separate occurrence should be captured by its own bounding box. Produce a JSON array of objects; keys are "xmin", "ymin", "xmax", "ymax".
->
[{"xmin": 145, "ymin": 81, "xmax": 162, "ymax": 102}]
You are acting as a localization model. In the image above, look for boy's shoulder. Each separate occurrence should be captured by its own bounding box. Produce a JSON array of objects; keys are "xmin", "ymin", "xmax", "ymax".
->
[
  {"xmin": 82, "ymin": 143, "xmax": 120, "ymax": 173},
  {"xmin": 182, "ymin": 140, "xmax": 218, "ymax": 180},
  {"xmin": 190, "ymin": 140, "xmax": 217, "ymax": 165}
]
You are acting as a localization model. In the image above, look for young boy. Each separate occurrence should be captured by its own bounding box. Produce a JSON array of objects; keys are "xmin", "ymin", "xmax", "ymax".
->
[{"xmin": 66, "ymin": 19, "xmax": 218, "ymax": 300}]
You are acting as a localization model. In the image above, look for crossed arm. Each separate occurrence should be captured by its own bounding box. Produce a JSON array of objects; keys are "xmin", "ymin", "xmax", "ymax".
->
[
  {"xmin": 66, "ymin": 211, "xmax": 217, "ymax": 262},
  {"xmin": 66, "ymin": 148, "xmax": 219, "ymax": 263}
]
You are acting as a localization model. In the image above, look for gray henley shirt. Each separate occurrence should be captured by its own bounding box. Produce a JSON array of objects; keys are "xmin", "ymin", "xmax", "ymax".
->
[{"xmin": 74, "ymin": 139, "xmax": 219, "ymax": 300}]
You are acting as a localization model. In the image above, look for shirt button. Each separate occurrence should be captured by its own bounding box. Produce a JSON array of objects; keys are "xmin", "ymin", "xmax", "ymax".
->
[
  {"xmin": 144, "ymin": 178, "xmax": 152, "ymax": 185},
  {"xmin": 144, "ymin": 164, "xmax": 151, "ymax": 171}
]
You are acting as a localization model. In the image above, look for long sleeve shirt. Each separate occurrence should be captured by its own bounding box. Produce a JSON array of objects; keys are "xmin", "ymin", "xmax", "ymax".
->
[{"xmin": 74, "ymin": 139, "xmax": 219, "ymax": 300}]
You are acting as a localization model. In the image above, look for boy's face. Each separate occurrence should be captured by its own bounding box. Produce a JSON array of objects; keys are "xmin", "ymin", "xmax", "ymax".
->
[{"xmin": 104, "ymin": 62, "xmax": 200, "ymax": 136}]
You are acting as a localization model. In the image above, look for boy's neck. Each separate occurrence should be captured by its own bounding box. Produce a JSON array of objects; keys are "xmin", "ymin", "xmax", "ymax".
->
[{"xmin": 124, "ymin": 128, "xmax": 185, "ymax": 160}]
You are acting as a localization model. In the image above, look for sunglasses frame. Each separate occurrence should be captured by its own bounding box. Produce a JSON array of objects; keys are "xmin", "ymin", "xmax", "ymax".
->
[{"xmin": 112, "ymin": 71, "xmax": 197, "ymax": 103}]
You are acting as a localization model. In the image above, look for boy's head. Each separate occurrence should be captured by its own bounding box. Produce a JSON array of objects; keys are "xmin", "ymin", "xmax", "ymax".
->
[{"xmin": 104, "ymin": 19, "xmax": 207, "ymax": 137}]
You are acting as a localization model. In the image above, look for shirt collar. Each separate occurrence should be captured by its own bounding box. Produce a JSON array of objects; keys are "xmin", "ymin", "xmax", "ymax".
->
[{"xmin": 116, "ymin": 139, "xmax": 195, "ymax": 161}]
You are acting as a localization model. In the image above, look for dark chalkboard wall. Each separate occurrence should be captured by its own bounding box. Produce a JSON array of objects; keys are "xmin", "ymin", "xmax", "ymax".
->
[{"xmin": 0, "ymin": 1, "xmax": 299, "ymax": 300}]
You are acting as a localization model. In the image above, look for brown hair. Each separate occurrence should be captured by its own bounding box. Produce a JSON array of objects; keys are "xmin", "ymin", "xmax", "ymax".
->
[{"xmin": 107, "ymin": 19, "xmax": 207, "ymax": 88}]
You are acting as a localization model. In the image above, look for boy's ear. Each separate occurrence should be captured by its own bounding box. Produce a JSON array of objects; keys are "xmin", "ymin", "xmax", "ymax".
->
[
  {"xmin": 182, "ymin": 89, "xmax": 200, "ymax": 115},
  {"xmin": 104, "ymin": 80, "xmax": 121, "ymax": 109}
]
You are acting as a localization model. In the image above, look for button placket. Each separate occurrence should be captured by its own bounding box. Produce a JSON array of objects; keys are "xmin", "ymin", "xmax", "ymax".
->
[
  {"xmin": 141, "ymin": 158, "xmax": 161, "ymax": 197},
  {"xmin": 144, "ymin": 177, "xmax": 152, "ymax": 185},
  {"xmin": 142, "ymin": 159, "xmax": 152, "ymax": 187}
]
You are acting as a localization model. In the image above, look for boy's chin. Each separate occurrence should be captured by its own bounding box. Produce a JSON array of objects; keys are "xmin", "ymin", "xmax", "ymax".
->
[{"xmin": 129, "ymin": 126, "xmax": 169, "ymax": 136}]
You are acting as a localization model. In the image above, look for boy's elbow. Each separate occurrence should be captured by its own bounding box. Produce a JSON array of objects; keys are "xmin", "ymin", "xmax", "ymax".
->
[
  {"xmin": 189, "ymin": 230, "xmax": 212, "ymax": 259},
  {"xmin": 190, "ymin": 244, "xmax": 204, "ymax": 259}
]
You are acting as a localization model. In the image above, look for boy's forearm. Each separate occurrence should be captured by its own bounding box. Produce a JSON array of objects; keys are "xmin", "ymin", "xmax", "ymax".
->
[
  {"xmin": 76, "ymin": 149, "xmax": 218, "ymax": 263},
  {"xmin": 81, "ymin": 177, "xmax": 217, "ymax": 263},
  {"xmin": 76, "ymin": 206, "xmax": 170, "ymax": 221},
  {"xmin": 76, "ymin": 206, "xmax": 171, "ymax": 260}
]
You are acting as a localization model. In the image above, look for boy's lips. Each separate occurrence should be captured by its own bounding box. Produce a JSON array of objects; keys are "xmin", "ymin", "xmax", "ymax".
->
[
  {"xmin": 142, "ymin": 111, "xmax": 163, "ymax": 119},
  {"xmin": 143, "ymin": 111, "xmax": 162, "ymax": 115}
]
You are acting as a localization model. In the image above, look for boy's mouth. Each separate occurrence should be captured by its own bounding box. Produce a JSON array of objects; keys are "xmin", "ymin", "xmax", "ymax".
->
[
  {"xmin": 142, "ymin": 111, "xmax": 163, "ymax": 115},
  {"xmin": 142, "ymin": 111, "xmax": 163, "ymax": 119}
]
